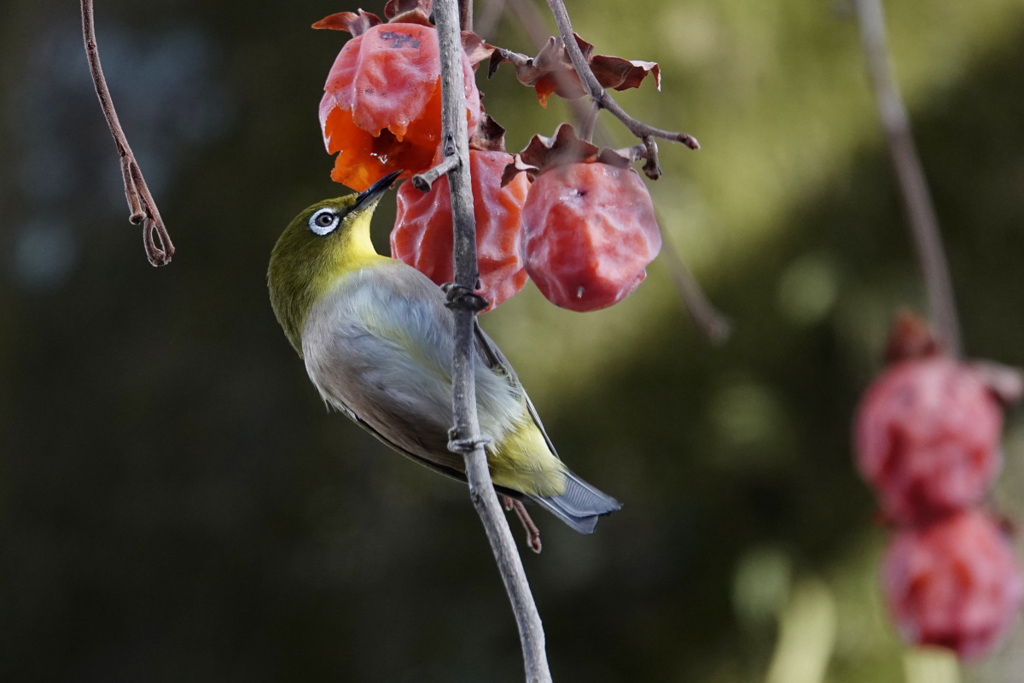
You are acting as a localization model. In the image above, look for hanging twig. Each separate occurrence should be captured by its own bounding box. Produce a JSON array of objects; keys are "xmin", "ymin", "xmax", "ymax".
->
[
  {"xmin": 659, "ymin": 223, "xmax": 732, "ymax": 344},
  {"xmin": 81, "ymin": 0, "xmax": 174, "ymax": 266},
  {"xmin": 433, "ymin": 0, "xmax": 552, "ymax": 680},
  {"xmin": 475, "ymin": 0, "xmax": 507, "ymax": 39},
  {"xmin": 852, "ymin": 0, "xmax": 960, "ymax": 355},
  {"xmin": 459, "ymin": 0, "xmax": 474, "ymax": 32}
]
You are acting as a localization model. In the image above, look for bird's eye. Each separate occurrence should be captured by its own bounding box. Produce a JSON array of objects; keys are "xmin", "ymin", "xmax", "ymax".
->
[{"xmin": 308, "ymin": 208, "xmax": 341, "ymax": 236}]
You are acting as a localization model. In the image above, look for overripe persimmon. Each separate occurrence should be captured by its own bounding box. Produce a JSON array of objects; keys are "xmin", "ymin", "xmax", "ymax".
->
[
  {"xmin": 391, "ymin": 150, "xmax": 530, "ymax": 311},
  {"xmin": 319, "ymin": 22, "xmax": 481, "ymax": 191},
  {"xmin": 521, "ymin": 162, "xmax": 661, "ymax": 312}
]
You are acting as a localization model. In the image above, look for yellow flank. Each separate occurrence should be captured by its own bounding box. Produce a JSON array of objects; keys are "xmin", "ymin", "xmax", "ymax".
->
[{"xmin": 489, "ymin": 418, "xmax": 567, "ymax": 497}]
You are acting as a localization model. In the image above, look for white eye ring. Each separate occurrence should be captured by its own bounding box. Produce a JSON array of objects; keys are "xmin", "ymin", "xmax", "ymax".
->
[{"xmin": 308, "ymin": 208, "xmax": 341, "ymax": 236}]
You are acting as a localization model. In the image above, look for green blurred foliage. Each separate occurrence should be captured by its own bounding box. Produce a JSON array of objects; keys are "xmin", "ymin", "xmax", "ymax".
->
[{"xmin": 1, "ymin": 0, "xmax": 1022, "ymax": 681}]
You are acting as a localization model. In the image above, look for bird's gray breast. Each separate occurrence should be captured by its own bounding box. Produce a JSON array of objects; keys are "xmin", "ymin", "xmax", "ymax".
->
[{"xmin": 301, "ymin": 263, "xmax": 522, "ymax": 461}]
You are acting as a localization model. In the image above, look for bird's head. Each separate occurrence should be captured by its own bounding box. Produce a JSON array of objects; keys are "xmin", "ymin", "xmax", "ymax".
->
[{"xmin": 268, "ymin": 170, "xmax": 401, "ymax": 356}]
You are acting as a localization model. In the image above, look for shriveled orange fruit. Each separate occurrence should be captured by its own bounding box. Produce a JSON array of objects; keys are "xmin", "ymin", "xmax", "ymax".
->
[
  {"xmin": 391, "ymin": 150, "xmax": 530, "ymax": 312},
  {"xmin": 319, "ymin": 23, "xmax": 481, "ymax": 191}
]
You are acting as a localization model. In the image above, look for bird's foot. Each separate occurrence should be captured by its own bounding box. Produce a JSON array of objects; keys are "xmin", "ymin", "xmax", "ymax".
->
[{"xmin": 442, "ymin": 283, "xmax": 489, "ymax": 313}]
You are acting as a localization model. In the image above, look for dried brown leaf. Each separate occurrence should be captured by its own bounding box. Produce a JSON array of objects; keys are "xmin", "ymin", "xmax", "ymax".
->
[
  {"xmin": 591, "ymin": 56, "xmax": 661, "ymax": 92},
  {"xmin": 461, "ymin": 31, "xmax": 496, "ymax": 68},
  {"xmin": 489, "ymin": 33, "xmax": 660, "ymax": 106},
  {"xmin": 312, "ymin": 10, "xmax": 382, "ymax": 35},
  {"xmin": 503, "ymin": 123, "xmax": 658, "ymax": 183},
  {"xmin": 884, "ymin": 310, "xmax": 940, "ymax": 362},
  {"xmin": 384, "ymin": 0, "xmax": 432, "ymax": 20},
  {"xmin": 469, "ymin": 112, "xmax": 507, "ymax": 153},
  {"xmin": 500, "ymin": 155, "xmax": 540, "ymax": 186},
  {"xmin": 970, "ymin": 361, "xmax": 1024, "ymax": 406}
]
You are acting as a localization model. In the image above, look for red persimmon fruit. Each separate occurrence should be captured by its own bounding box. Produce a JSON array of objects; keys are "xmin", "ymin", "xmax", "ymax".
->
[
  {"xmin": 883, "ymin": 509, "xmax": 1023, "ymax": 659},
  {"xmin": 855, "ymin": 356, "xmax": 1003, "ymax": 524},
  {"xmin": 320, "ymin": 23, "xmax": 481, "ymax": 191},
  {"xmin": 521, "ymin": 162, "xmax": 661, "ymax": 312},
  {"xmin": 391, "ymin": 150, "xmax": 530, "ymax": 312}
]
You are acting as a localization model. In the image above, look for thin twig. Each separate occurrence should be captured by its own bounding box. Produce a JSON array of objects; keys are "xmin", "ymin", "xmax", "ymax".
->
[
  {"xmin": 459, "ymin": 0, "xmax": 474, "ymax": 32},
  {"xmin": 475, "ymin": 0, "xmax": 507, "ymax": 39},
  {"xmin": 81, "ymin": 0, "xmax": 174, "ymax": 266},
  {"xmin": 853, "ymin": 0, "xmax": 960, "ymax": 355},
  {"xmin": 545, "ymin": 0, "xmax": 700, "ymax": 156},
  {"xmin": 434, "ymin": 1, "xmax": 552, "ymax": 681},
  {"xmin": 658, "ymin": 219, "xmax": 732, "ymax": 343},
  {"xmin": 412, "ymin": 155, "xmax": 460, "ymax": 191},
  {"xmin": 579, "ymin": 101, "xmax": 600, "ymax": 143}
]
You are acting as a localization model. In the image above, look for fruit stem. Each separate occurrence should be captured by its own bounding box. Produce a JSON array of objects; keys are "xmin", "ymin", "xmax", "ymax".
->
[
  {"xmin": 435, "ymin": 0, "xmax": 553, "ymax": 680},
  {"xmin": 853, "ymin": 0, "xmax": 962, "ymax": 356}
]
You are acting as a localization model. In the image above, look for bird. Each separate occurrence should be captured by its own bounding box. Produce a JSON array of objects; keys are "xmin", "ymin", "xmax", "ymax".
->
[{"xmin": 267, "ymin": 170, "xmax": 621, "ymax": 534}]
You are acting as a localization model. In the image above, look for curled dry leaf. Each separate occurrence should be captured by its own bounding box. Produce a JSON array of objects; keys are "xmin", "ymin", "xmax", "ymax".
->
[
  {"xmin": 314, "ymin": 2, "xmax": 434, "ymax": 33},
  {"xmin": 592, "ymin": 55, "xmax": 660, "ymax": 92},
  {"xmin": 469, "ymin": 112, "xmax": 507, "ymax": 153},
  {"xmin": 315, "ymin": 5, "xmax": 492, "ymax": 68},
  {"xmin": 969, "ymin": 360, "xmax": 1024, "ymax": 406},
  {"xmin": 489, "ymin": 33, "xmax": 660, "ymax": 107},
  {"xmin": 501, "ymin": 155, "xmax": 540, "ymax": 188},
  {"xmin": 884, "ymin": 310, "xmax": 941, "ymax": 363},
  {"xmin": 384, "ymin": 0, "xmax": 432, "ymax": 22},
  {"xmin": 502, "ymin": 123, "xmax": 635, "ymax": 185},
  {"xmin": 312, "ymin": 10, "xmax": 383, "ymax": 36},
  {"xmin": 461, "ymin": 31, "xmax": 496, "ymax": 69}
]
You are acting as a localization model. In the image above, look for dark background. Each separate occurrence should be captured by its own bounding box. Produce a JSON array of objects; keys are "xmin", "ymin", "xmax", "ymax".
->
[{"xmin": 2, "ymin": 0, "xmax": 1023, "ymax": 681}]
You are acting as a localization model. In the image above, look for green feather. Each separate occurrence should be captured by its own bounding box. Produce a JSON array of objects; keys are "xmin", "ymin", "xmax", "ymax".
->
[{"xmin": 267, "ymin": 194, "xmax": 386, "ymax": 357}]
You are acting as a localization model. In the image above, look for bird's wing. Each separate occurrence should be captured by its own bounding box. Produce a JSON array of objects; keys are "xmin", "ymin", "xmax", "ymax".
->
[{"xmin": 473, "ymin": 321, "xmax": 562, "ymax": 462}]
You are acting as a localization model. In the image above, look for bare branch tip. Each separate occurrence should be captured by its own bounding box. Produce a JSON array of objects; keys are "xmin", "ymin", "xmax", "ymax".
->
[
  {"xmin": 140, "ymin": 213, "xmax": 175, "ymax": 266},
  {"xmin": 413, "ymin": 154, "xmax": 461, "ymax": 192}
]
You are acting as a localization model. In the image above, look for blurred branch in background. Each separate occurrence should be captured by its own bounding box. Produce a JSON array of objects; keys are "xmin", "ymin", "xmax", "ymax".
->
[
  {"xmin": 902, "ymin": 649, "xmax": 960, "ymax": 683},
  {"xmin": 853, "ymin": 0, "xmax": 960, "ymax": 355},
  {"xmin": 80, "ymin": 0, "xmax": 174, "ymax": 266},
  {"xmin": 659, "ymin": 220, "xmax": 732, "ymax": 344},
  {"xmin": 764, "ymin": 578, "xmax": 836, "ymax": 683}
]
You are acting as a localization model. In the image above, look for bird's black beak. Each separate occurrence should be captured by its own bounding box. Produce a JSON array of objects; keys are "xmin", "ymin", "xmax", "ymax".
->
[{"xmin": 353, "ymin": 170, "xmax": 403, "ymax": 211}]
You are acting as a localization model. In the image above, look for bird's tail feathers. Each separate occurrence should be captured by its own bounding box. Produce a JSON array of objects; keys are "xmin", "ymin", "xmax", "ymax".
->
[{"xmin": 532, "ymin": 471, "xmax": 621, "ymax": 534}]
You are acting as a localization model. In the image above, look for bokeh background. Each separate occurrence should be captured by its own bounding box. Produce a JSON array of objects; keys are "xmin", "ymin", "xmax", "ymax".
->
[{"xmin": 2, "ymin": 0, "xmax": 1023, "ymax": 681}]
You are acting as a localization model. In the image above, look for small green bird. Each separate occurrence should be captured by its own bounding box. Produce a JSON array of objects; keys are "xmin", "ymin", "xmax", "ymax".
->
[{"xmin": 268, "ymin": 171, "xmax": 620, "ymax": 533}]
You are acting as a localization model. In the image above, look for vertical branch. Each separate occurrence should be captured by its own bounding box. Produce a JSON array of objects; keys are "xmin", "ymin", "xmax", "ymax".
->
[
  {"xmin": 853, "ymin": 0, "xmax": 961, "ymax": 355},
  {"xmin": 81, "ymin": 0, "xmax": 174, "ymax": 266},
  {"xmin": 433, "ymin": 0, "xmax": 553, "ymax": 681}
]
